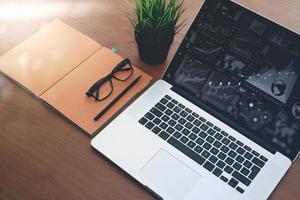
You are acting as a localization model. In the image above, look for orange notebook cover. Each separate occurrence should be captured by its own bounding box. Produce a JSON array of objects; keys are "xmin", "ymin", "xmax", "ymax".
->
[{"xmin": 0, "ymin": 20, "xmax": 152, "ymax": 136}]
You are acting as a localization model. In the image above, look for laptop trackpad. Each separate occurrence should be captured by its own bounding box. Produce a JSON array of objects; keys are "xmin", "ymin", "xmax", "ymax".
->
[{"xmin": 140, "ymin": 149, "xmax": 201, "ymax": 200}]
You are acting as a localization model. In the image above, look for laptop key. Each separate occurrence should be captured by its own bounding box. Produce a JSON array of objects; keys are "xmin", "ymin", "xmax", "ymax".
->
[
  {"xmin": 196, "ymin": 138, "xmax": 205, "ymax": 145},
  {"xmin": 145, "ymin": 112, "xmax": 155, "ymax": 120},
  {"xmin": 168, "ymin": 119, "xmax": 176, "ymax": 126},
  {"xmin": 185, "ymin": 108, "xmax": 192, "ymax": 113},
  {"xmin": 165, "ymin": 95, "xmax": 171, "ymax": 100},
  {"xmin": 220, "ymin": 176, "xmax": 228, "ymax": 183},
  {"xmin": 145, "ymin": 122, "xmax": 155, "ymax": 130},
  {"xmin": 159, "ymin": 131, "xmax": 170, "ymax": 140},
  {"xmin": 228, "ymin": 135, "xmax": 236, "ymax": 141},
  {"xmin": 153, "ymin": 118, "xmax": 161, "ymax": 125},
  {"xmin": 173, "ymin": 106, "xmax": 181, "ymax": 113},
  {"xmin": 194, "ymin": 145, "xmax": 203, "ymax": 154},
  {"xmin": 221, "ymin": 146, "xmax": 230, "ymax": 153},
  {"xmin": 241, "ymin": 167, "xmax": 250, "ymax": 176},
  {"xmin": 180, "ymin": 136, "xmax": 189, "ymax": 144},
  {"xmin": 160, "ymin": 98, "xmax": 168, "ymax": 105},
  {"xmin": 206, "ymin": 121, "xmax": 214, "ymax": 127},
  {"xmin": 166, "ymin": 102, "xmax": 175, "ymax": 109},
  {"xmin": 151, "ymin": 108, "xmax": 163, "ymax": 117},
  {"xmin": 199, "ymin": 117, "xmax": 206, "ymax": 122},
  {"xmin": 232, "ymin": 171, "xmax": 251, "ymax": 186},
  {"xmin": 207, "ymin": 128, "xmax": 216, "ymax": 136},
  {"xmin": 180, "ymin": 110, "xmax": 188, "ymax": 117},
  {"xmin": 252, "ymin": 157, "xmax": 265, "ymax": 168},
  {"xmin": 224, "ymin": 166, "xmax": 234, "ymax": 174},
  {"xmin": 178, "ymin": 118, "xmax": 187, "ymax": 125},
  {"xmin": 173, "ymin": 131, "xmax": 182, "ymax": 139},
  {"xmin": 236, "ymin": 140, "xmax": 244, "ymax": 147},
  {"xmin": 199, "ymin": 131, "xmax": 208, "ymax": 139},
  {"xmin": 214, "ymin": 126, "xmax": 221, "ymax": 132},
  {"xmin": 203, "ymin": 161, "xmax": 215, "ymax": 172},
  {"xmin": 236, "ymin": 155, "xmax": 245, "ymax": 164},
  {"xmin": 206, "ymin": 136, "xmax": 215, "ymax": 143},
  {"xmin": 243, "ymin": 160, "xmax": 253, "ymax": 169},
  {"xmin": 225, "ymin": 157, "xmax": 234, "ymax": 165},
  {"xmin": 245, "ymin": 152, "xmax": 253, "ymax": 160},
  {"xmin": 159, "ymin": 122, "xmax": 168, "ymax": 129},
  {"xmin": 161, "ymin": 115, "xmax": 170, "ymax": 122},
  {"xmin": 213, "ymin": 167, "xmax": 223, "ymax": 177},
  {"xmin": 249, "ymin": 165, "xmax": 260, "ymax": 180},
  {"xmin": 152, "ymin": 126, "xmax": 161, "ymax": 134},
  {"xmin": 182, "ymin": 128, "xmax": 190, "ymax": 136},
  {"xmin": 228, "ymin": 178, "xmax": 239, "ymax": 188},
  {"xmin": 217, "ymin": 152, "xmax": 226, "ymax": 160},
  {"xmin": 200, "ymin": 124, "xmax": 209, "ymax": 131},
  {"xmin": 216, "ymin": 160, "xmax": 226, "ymax": 169},
  {"xmin": 192, "ymin": 127, "xmax": 200, "ymax": 134},
  {"xmin": 168, "ymin": 137, "xmax": 205, "ymax": 165},
  {"xmin": 187, "ymin": 115, "xmax": 195, "ymax": 122},
  {"xmin": 175, "ymin": 124, "xmax": 184, "ymax": 131},
  {"xmin": 220, "ymin": 131, "xmax": 229, "ymax": 136},
  {"xmin": 237, "ymin": 147, "xmax": 246, "ymax": 155},
  {"xmin": 236, "ymin": 187, "xmax": 244, "ymax": 194},
  {"xmin": 229, "ymin": 142, "xmax": 238, "ymax": 150},
  {"xmin": 185, "ymin": 122, "xmax": 193, "ymax": 129},
  {"xmin": 214, "ymin": 133, "xmax": 223, "ymax": 140},
  {"xmin": 252, "ymin": 150, "xmax": 260, "ymax": 157},
  {"xmin": 193, "ymin": 119, "xmax": 202, "ymax": 126},
  {"xmin": 171, "ymin": 113, "xmax": 180, "ymax": 120},
  {"xmin": 260, "ymin": 155, "xmax": 268, "ymax": 162},
  {"xmin": 139, "ymin": 117, "xmax": 148, "ymax": 125},
  {"xmin": 166, "ymin": 127, "xmax": 175, "ymax": 134},
  {"xmin": 209, "ymin": 155, "xmax": 218, "ymax": 164},
  {"xmin": 233, "ymin": 162, "xmax": 242, "ymax": 171},
  {"xmin": 165, "ymin": 109, "xmax": 173, "ymax": 116},
  {"xmin": 187, "ymin": 141, "xmax": 196, "ymax": 149},
  {"xmin": 201, "ymin": 150, "xmax": 211, "ymax": 158},
  {"xmin": 221, "ymin": 138, "xmax": 230, "ymax": 145},
  {"xmin": 178, "ymin": 103, "xmax": 185, "ymax": 109},
  {"xmin": 228, "ymin": 150, "xmax": 237, "ymax": 158},
  {"xmin": 155, "ymin": 103, "xmax": 167, "ymax": 111},
  {"xmin": 192, "ymin": 112, "xmax": 199, "ymax": 118},
  {"xmin": 244, "ymin": 145, "xmax": 252, "ymax": 152},
  {"xmin": 171, "ymin": 99, "xmax": 178, "ymax": 104},
  {"xmin": 203, "ymin": 142, "xmax": 212, "ymax": 150},
  {"xmin": 188, "ymin": 133, "xmax": 197, "ymax": 141},
  {"xmin": 213, "ymin": 141, "xmax": 222, "ymax": 148},
  {"xmin": 210, "ymin": 147, "xmax": 219, "ymax": 155}
]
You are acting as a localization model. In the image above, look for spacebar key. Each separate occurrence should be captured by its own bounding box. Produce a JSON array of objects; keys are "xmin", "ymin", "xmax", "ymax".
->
[{"xmin": 168, "ymin": 137, "xmax": 205, "ymax": 165}]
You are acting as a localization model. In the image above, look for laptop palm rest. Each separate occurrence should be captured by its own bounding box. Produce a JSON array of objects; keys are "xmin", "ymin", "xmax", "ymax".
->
[{"xmin": 140, "ymin": 149, "xmax": 201, "ymax": 200}]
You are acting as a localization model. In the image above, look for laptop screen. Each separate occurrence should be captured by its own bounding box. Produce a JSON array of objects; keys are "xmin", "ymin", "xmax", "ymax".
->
[{"xmin": 164, "ymin": 0, "xmax": 300, "ymax": 159}]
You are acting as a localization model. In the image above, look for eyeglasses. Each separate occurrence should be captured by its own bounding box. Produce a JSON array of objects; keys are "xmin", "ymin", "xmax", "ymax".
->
[{"xmin": 86, "ymin": 58, "xmax": 133, "ymax": 101}]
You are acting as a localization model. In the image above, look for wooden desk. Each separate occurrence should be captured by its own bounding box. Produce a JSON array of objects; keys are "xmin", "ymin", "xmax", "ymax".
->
[{"xmin": 0, "ymin": 0, "xmax": 299, "ymax": 199}]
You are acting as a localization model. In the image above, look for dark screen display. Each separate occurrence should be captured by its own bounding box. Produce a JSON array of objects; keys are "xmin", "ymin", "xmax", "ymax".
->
[{"xmin": 166, "ymin": 0, "xmax": 300, "ymax": 158}]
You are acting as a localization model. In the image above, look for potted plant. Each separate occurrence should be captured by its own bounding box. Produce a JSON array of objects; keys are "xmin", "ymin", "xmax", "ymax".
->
[{"xmin": 130, "ymin": 0, "xmax": 186, "ymax": 65}]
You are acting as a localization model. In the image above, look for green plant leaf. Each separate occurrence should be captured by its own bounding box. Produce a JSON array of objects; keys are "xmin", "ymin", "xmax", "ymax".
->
[{"xmin": 129, "ymin": 0, "xmax": 186, "ymax": 43}]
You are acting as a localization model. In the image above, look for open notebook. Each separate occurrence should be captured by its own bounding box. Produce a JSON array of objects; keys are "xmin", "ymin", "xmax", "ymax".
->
[{"xmin": 0, "ymin": 20, "xmax": 152, "ymax": 136}]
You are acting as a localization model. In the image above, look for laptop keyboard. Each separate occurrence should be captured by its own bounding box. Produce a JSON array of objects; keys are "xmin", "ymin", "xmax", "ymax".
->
[{"xmin": 139, "ymin": 95, "xmax": 269, "ymax": 194}]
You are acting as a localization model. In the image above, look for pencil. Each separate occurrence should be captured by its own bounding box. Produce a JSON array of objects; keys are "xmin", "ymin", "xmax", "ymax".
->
[{"xmin": 94, "ymin": 75, "xmax": 142, "ymax": 121}]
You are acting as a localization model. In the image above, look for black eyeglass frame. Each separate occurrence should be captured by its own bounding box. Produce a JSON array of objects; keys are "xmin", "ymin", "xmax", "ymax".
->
[{"xmin": 86, "ymin": 58, "xmax": 133, "ymax": 101}]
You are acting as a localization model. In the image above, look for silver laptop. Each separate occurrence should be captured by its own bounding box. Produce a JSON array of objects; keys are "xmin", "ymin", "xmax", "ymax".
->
[{"xmin": 92, "ymin": 0, "xmax": 300, "ymax": 199}]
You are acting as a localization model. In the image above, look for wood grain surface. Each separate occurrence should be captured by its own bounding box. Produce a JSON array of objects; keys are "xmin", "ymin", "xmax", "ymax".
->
[{"xmin": 0, "ymin": 0, "xmax": 299, "ymax": 199}]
